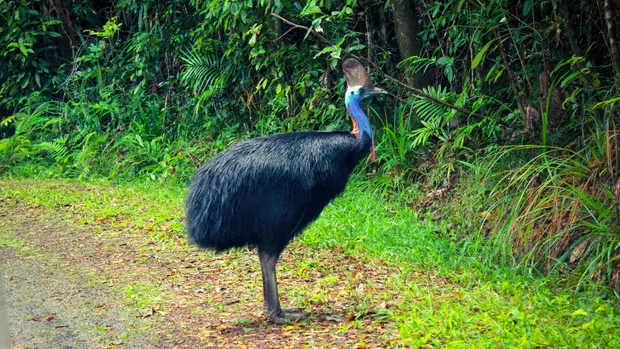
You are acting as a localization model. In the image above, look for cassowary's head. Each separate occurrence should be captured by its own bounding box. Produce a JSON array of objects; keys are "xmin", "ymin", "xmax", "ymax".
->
[
  {"xmin": 342, "ymin": 59, "xmax": 387, "ymax": 102},
  {"xmin": 342, "ymin": 59, "xmax": 385, "ymax": 163}
]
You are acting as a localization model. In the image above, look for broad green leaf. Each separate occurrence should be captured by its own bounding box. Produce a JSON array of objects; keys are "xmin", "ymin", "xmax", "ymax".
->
[
  {"xmin": 248, "ymin": 33, "xmax": 257, "ymax": 47},
  {"xmin": 471, "ymin": 41, "xmax": 494, "ymax": 70},
  {"xmin": 560, "ymin": 71, "xmax": 581, "ymax": 88},
  {"xmin": 313, "ymin": 46, "xmax": 334, "ymax": 59},
  {"xmin": 300, "ymin": 4, "xmax": 322, "ymax": 17},
  {"xmin": 522, "ymin": 0, "xmax": 533, "ymax": 16},
  {"xmin": 348, "ymin": 44, "xmax": 365, "ymax": 51},
  {"xmin": 572, "ymin": 309, "xmax": 588, "ymax": 317},
  {"xmin": 330, "ymin": 48, "xmax": 342, "ymax": 59},
  {"xmin": 19, "ymin": 43, "xmax": 29, "ymax": 56},
  {"xmin": 493, "ymin": 68, "xmax": 504, "ymax": 83}
]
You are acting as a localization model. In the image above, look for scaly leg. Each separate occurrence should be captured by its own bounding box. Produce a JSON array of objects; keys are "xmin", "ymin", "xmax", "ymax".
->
[{"xmin": 257, "ymin": 248, "xmax": 307, "ymax": 324}]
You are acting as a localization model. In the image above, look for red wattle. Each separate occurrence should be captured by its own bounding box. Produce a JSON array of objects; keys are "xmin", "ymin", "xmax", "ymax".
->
[
  {"xmin": 351, "ymin": 117, "xmax": 360, "ymax": 137},
  {"xmin": 370, "ymin": 136, "xmax": 376, "ymax": 162}
]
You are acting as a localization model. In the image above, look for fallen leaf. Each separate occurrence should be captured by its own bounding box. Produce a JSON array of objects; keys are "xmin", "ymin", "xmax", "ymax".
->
[
  {"xmin": 54, "ymin": 324, "xmax": 68, "ymax": 328},
  {"xmin": 46, "ymin": 316, "xmax": 55, "ymax": 321},
  {"xmin": 30, "ymin": 316, "xmax": 42, "ymax": 322}
]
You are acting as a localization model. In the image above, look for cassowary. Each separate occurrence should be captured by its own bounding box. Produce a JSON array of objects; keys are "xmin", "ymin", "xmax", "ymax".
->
[{"xmin": 186, "ymin": 59, "xmax": 386, "ymax": 323}]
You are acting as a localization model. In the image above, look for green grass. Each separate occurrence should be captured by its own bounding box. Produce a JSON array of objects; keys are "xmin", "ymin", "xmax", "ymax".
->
[
  {"xmin": 303, "ymin": 177, "xmax": 619, "ymax": 347},
  {"xmin": 121, "ymin": 282, "xmax": 168, "ymax": 310},
  {"xmin": 2, "ymin": 177, "xmax": 619, "ymax": 347},
  {"xmin": 0, "ymin": 230, "xmax": 36, "ymax": 255}
]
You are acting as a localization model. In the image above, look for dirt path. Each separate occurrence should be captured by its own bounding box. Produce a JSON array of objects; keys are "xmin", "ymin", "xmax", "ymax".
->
[
  {"xmin": 1, "ymin": 182, "xmax": 403, "ymax": 348},
  {"xmin": 1, "ymin": 203, "xmax": 159, "ymax": 348}
]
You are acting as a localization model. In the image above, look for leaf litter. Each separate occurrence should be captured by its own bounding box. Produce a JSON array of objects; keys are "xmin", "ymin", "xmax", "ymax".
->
[{"xmin": 2, "ymin": 181, "xmax": 407, "ymax": 348}]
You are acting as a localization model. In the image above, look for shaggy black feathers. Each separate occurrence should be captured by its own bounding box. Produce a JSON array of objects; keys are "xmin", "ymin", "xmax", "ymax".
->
[{"xmin": 185, "ymin": 131, "xmax": 372, "ymax": 257}]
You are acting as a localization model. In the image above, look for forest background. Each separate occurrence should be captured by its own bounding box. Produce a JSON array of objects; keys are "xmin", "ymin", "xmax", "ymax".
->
[{"xmin": 1, "ymin": 0, "xmax": 619, "ymax": 295}]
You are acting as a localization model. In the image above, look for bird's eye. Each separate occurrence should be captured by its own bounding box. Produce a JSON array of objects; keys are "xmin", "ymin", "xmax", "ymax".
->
[{"xmin": 359, "ymin": 87, "xmax": 366, "ymax": 94}]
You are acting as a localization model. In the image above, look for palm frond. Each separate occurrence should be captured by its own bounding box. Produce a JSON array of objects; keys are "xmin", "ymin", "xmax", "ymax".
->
[
  {"xmin": 180, "ymin": 49, "xmax": 230, "ymax": 95},
  {"xmin": 409, "ymin": 85, "xmax": 454, "ymax": 148}
]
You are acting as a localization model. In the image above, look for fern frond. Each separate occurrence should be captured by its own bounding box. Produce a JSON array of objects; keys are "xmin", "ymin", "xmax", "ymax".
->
[
  {"xmin": 1, "ymin": 115, "xmax": 17, "ymax": 127},
  {"xmin": 36, "ymin": 137, "xmax": 70, "ymax": 164},
  {"xmin": 180, "ymin": 50, "xmax": 230, "ymax": 95}
]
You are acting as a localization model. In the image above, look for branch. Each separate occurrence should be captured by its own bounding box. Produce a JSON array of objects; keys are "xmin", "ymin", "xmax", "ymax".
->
[
  {"xmin": 271, "ymin": 13, "xmax": 486, "ymax": 120},
  {"xmin": 493, "ymin": 28, "xmax": 525, "ymax": 116}
]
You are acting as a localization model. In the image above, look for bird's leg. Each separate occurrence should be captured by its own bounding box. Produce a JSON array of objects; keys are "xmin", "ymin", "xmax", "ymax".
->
[
  {"xmin": 258, "ymin": 249, "xmax": 282, "ymax": 318},
  {"xmin": 257, "ymin": 249, "xmax": 306, "ymax": 324}
]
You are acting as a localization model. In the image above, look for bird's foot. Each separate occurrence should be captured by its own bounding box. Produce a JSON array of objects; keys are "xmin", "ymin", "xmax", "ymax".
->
[{"xmin": 267, "ymin": 308, "xmax": 307, "ymax": 324}]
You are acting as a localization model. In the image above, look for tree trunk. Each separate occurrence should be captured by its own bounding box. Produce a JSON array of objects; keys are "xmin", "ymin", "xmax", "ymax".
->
[
  {"xmin": 46, "ymin": 0, "xmax": 78, "ymax": 60},
  {"xmin": 270, "ymin": 0, "xmax": 285, "ymax": 46},
  {"xmin": 556, "ymin": 0, "xmax": 583, "ymax": 57},
  {"xmin": 603, "ymin": 0, "xmax": 620, "ymax": 83},
  {"xmin": 362, "ymin": 0, "xmax": 374, "ymax": 65},
  {"xmin": 391, "ymin": 0, "xmax": 429, "ymax": 88},
  {"xmin": 493, "ymin": 28, "xmax": 525, "ymax": 118},
  {"xmin": 378, "ymin": 6, "xmax": 388, "ymax": 42},
  {"xmin": 378, "ymin": 6, "xmax": 391, "ymax": 73}
]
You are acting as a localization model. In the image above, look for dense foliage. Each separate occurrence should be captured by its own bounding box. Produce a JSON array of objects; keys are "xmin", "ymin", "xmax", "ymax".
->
[{"xmin": 1, "ymin": 0, "xmax": 618, "ymax": 292}]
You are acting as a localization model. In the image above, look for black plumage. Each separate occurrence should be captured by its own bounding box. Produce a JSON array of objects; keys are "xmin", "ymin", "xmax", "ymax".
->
[
  {"xmin": 186, "ymin": 131, "xmax": 370, "ymax": 256},
  {"xmin": 186, "ymin": 59, "xmax": 385, "ymax": 323}
]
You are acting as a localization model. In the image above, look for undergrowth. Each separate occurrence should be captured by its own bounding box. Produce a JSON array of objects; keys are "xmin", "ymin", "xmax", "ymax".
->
[
  {"xmin": 483, "ymin": 130, "xmax": 620, "ymax": 294},
  {"xmin": 1, "ymin": 0, "xmax": 619, "ymax": 296}
]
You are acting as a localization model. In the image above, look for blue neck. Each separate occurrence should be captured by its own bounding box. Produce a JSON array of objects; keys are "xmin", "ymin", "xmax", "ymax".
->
[{"xmin": 345, "ymin": 96, "xmax": 372, "ymax": 138}]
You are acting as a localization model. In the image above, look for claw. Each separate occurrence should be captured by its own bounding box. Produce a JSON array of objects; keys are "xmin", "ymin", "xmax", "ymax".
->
[
  {"xmin": 258, "ymin": 250, "xmax": 307, "ymax": 324},
  {"xmin": 268, "ymin": 309, "xmax": 307, "ymax": 324}
]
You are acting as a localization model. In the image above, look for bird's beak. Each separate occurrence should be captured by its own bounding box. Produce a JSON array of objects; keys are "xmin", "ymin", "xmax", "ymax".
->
[{"xmin": 364, "ymin": 85, "xmax": 388, "ymax": 98}]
